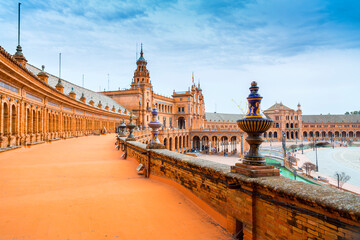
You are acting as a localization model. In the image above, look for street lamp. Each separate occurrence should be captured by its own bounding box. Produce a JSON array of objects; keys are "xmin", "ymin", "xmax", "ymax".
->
[
  {"xmin": 314, "ymin": 137, "xmax": 319, "ymax": 172},
  {"xmin": 301, "ymin": 140, "xmax": 304, "ymax": 154}
]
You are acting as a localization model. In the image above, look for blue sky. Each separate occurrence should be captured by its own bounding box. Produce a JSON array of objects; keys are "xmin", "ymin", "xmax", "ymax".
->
[{"xmin": 1, "ymin": 0, "xmax": 360, "ymax": 114}]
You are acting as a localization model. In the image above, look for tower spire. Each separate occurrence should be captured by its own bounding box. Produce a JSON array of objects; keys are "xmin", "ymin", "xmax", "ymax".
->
[{"xmin": 140, "ymin": 43, "xmax": 143, "ymax": 57}]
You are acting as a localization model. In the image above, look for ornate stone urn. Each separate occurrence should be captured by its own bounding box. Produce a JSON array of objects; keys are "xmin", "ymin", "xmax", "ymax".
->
[
  {"xmin": 231, "ymin": 81, "xmax": 280, "ymax": 177},
  {"xmin": 147, "ymin": 106, "xmax": 165, "ymax": 149},
  {"xmin": 118, "ymin": 119, "xmax": 127, "ymax": 138},
  {"xmin": 126, "ymin": 115, "xmax": 136, "ymax": 141}
]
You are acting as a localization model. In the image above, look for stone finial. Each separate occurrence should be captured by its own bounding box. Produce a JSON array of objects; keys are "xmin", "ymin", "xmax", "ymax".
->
[
  {"xmin": 55, "ymin": 79, "xmax": 64, "ymax": 93},
  {"xmin": 126, "ymin": 115, "xmax": 136, "ymax": 141},
  {"xmin": 69, "ymin": 87, "xmax": 76, "ymax": 99},
  {"xmin": 118, "ymin": 119, "xmax": 127, "ymax": 137},
  {"xmin": 80, "ymin": 93, "xmax": 86, "ymax": 103},
  {"xmin": 37, "ymin": 65, "xmax": 48, "ymax": 83},
  {"xmin": 232, "ymin": 81, "xmax": 279, "ymax": 177},
  {"xmin": 98, "ymin": 101, "xmax": 102, "ymax": 108},
  {"xmin": 105, "ymin": 104, "xmax": 109, "ymax": 110},
  {"xmin": 244, "ymin": 81, "xmax": 263, "ymax": 119},
  {"xmin": 147, "ymin": 105, "xmax": 165, "ymax": 149},
  {"xmin": 89, "ymin": 99, "xmax": 94, "ymax": 106},
  {"xmin": 112, "ymin": 105, "xmax": 116, "ymax": 112}
]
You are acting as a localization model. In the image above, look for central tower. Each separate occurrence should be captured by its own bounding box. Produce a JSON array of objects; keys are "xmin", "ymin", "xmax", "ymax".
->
[{"xmin": 131, "ymin": 44, "xmax": 151, "ymax": 89}]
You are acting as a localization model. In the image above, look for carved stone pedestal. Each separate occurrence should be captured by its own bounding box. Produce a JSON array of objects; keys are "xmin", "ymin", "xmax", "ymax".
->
[{"xmin": 231, "ymin": 163, "xmax": 279, "ymax": 178}]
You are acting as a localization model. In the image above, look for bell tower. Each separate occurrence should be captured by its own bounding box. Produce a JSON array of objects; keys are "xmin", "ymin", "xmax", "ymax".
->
[{"xmin": 131, "ymin": 44, "xmax": 151, "ymax": 89}]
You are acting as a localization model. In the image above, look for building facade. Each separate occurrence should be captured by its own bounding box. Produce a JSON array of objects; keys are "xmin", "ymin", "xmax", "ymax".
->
[{"xmin": 1, "ymin": 43, "xmax": 359, "ymax": 152}]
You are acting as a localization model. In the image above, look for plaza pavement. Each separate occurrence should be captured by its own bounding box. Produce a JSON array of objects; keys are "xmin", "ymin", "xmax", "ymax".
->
[{"xmin": 0, "ymin": 134, "xmax": 231, "ymax": 240}]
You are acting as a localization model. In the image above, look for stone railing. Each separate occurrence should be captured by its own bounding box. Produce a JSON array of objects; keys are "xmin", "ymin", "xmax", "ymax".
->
[{"xmin": 120, "ymin": 138, "xmax": 360, "ymax": 240}]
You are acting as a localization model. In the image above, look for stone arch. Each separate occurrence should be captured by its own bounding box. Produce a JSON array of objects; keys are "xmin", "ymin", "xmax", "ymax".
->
[
  {"xmin": 178, "ymin": 116, "xmax": 186, "ymax": 129},
  {"xmin": 11, "ymin": 104, "xmax": 17, "ymax": 135},
  {"xmin": 26, "ymin": 107, "xmax": 31, "ymax": 134},
  {"xmin": 192, "ymin": 136, "xmax": 200, "ymax": 150},
  {"xmin": 3, "ymin": 102, "xmax": 9, "ymax": 134},
  {"xmin": 163, "ymin": 138, "xmax": 167, "ymax": 149},
  {"xmin": 274, "ymin": 132, "xmax": 278, "ymax": 138}
]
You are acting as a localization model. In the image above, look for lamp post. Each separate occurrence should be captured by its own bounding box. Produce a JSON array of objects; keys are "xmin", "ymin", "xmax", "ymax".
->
[
  {"xmin": 301, "ymin": 140, "xmax": 304, "ymax": 154},
  {"xmin": 313, "ymin": 136, "xmax": 315, "ymax": 151},
  {"xmin": 314, "ymin": 137, "xmax": 319, "ymax": 172},
  {"xmin": 331, "ymin": 130, "xmax": 334, "ymax": 149}
]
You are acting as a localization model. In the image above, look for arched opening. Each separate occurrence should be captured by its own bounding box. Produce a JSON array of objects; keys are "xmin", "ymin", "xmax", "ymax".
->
[
  {"xmin": 11, "ymin": 105, "xmax": 16, "ymax": 135},
  {"xmin": 178, "ymin": 117, "xmax": 186, "ymax": 129},
  {"xmin": 220, "ymin": 136, "xmax": 229, "ymax": 153},
  {"xmin": 169, "ymin": 137, "xmax": 172, "ymax": 150},
  {"xmin": 274, "ymin": 132, "xmax": 278, "ymax": 138},
  {"xmin": 192, "ymin": 136, "xmax": 200, "ymax": 150},
  {"xmin": 33, "ymin": 110, "xmax": 36, "ymax": 133},
  {"xmin": 295, "ymin": 132, "xmax": 298, "ymax": 139},
  {"xmin": 230, "ymin": 136, "xmax": 237, "ymax": 153},
  {"xmin": 356, "ymin": 131, "xmax": 360, "ymax": 138},
  {"xmin": 37, "ymin": 111, "xmax": 41, "ymax": 133},
  {"xmin": 179, "ymin": 136, "xmax": 182, "ymax": 149},
  {"xmin": 342, "ymin": 131, "xmax": 347, "ymax": 139},
  {"xmin": 335, "ymin": 131, "xmax": 340, "ymax": 137},
  {"xmin": 3, "ymin": 103, "xmax": 9, "ymax": 134},
  {"xmin": 26, "ymin": 108, "xmax": 31, "ymax": 134},
  {"xmin": 163, "ymin": 138, "xmax": 167, "ymax": 149},
  {"xmin": 201, "ymin": 136, "xmax": 209, "ymax": 152},
  {"xmin": 183, "ymin": 136, "xmax": 186, "ymax": 149},
  {"xmin": 175, "ymin": 137, "xmax": 178, "ymax": 150},
  {"xmin": 290, "ymin": 123, "xmax": 293, "ymax": 128},
  {"xmin": 269, "ymin": 132, "xmax": 272, "ymax": 138},
  {"xmin": 349, "ymin": 132, "xmax": 354, "ymax": 138},
  {"xmin": 303, "ymin": 132, "xmax": 308, "ymax": 138},
  {"xmin": 286, "ymin": 131, "xmax": 289, "ymax": 139},
  {"xmin": 286, "ymin": 123, "xmax": 289, "ymax": 128},
  {"xmin": 264, "ymin": 132, "xmax": 267, "ymax": 138},
  {"xmin": 291, "ymin": 132, "xmax": 294, "ymax": 139}
]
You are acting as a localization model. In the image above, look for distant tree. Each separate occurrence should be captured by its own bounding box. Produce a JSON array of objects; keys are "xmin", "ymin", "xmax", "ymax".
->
[
  {"xmin": 334, "ymin": 172, "xmax": 351, "ymax": 188},
  {"xmin": 354, "ymin": 111, "xmax": 359, "ymax": 115},
  {"xmin": 302, "ymin": 162, "xmax": 316, "ymax": 176},
  {"xmin": 345, "ymin": 112, "xmax": 350, "ymax": 115}
]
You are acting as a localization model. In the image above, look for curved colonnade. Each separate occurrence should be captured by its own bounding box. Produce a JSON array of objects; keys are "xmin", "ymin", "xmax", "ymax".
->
[{"xmin": 0, "ymin": 46, "xmax": 131, "ymax": 149}]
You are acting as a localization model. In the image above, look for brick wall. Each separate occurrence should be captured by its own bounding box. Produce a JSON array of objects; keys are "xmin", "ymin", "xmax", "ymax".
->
[{"xmin": 122, "ymin": 138, "xmax": 360, "ymax": 239}]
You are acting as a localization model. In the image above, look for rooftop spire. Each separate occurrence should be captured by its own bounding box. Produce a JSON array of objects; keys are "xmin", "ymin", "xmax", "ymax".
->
[
  {"xmin": 140, "ymin": 43, "xmax": 143, "ymax": 58},
  {"xmin": 14, "ymin": 2, "xmax": 27, "ymax": 66},
  {"xmin": 15, "ymin": 2, "xmax": 22, "ymax": 56}
]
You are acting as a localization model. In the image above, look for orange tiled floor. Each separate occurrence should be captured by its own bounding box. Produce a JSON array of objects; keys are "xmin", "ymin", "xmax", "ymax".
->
[{"xmin": 0, "ymin": 134, "xmax": 231, "ymax": 240}]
